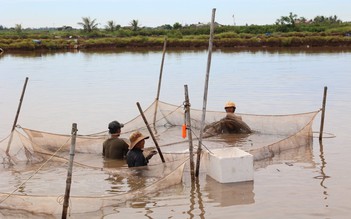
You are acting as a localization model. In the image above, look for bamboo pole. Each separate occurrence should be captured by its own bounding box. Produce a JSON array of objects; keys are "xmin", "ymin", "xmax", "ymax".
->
[
  {"xmin": 137, "ymin": 102, "xmax": 165, "ymax": 162},
  {"xmin": 184, "ymin": 85, "xmax": 195, "ymax": 180},
  {"xmin": 319, "ymin": 86, "xmax": 328, "ymax": 141},
  {"xmin": 153, "ymin": 38, "xmax": 167, "ymax": 131},
  {"xmin": 62, "ymin": 123, "xmax": 78, "ymax": 219},
  {"xmin": 6, "ymin": 77, "xmax": 29, "ymax": 155},
  {"xmin": 196, "ymin": 8, "xmax": 216, "ymax": 177}
]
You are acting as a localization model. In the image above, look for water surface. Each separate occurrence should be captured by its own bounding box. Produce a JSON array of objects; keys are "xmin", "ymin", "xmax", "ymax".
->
[{"xmin": 0, "ymin": 48, "xmax": 350, "ymax": 218}]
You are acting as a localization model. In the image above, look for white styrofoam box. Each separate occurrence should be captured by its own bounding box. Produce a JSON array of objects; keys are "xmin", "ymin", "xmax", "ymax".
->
[{"xmin": 205, "ymin": 147, "xmax": 254, "ymax": 183}]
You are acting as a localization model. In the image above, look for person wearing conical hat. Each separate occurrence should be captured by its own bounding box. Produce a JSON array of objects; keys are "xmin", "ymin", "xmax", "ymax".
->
[
  {"xmin": 224, "ymin": 101, "xmax": 242, "ymax": 120},
  {"xmin": 126, "ymin": 131, "xmax": 157, "ymax": 167},
  {"xmin": 102, "ymin": 120, "xmax": 129, "ymax": 159}
]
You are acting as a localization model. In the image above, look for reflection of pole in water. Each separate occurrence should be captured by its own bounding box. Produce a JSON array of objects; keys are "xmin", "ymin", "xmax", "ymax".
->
[
  {"xmin": 314, "ymin": 140, "xmax": 330, "ymax": 207},
  {"xmin": 187, "ymin": 178, "xmax": 205, "ymax": 218},
  {"xmin": 144, "ymin": 201, "xmax": 155, "ymax": 219},
  {"xmin": 196, "ymin": 178, "xmax": 205, "ymax": 218}
]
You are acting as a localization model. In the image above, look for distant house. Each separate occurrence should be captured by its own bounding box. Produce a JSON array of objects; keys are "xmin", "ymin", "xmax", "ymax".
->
[
  {"xmin": 191, "ymin": 22, "xmax": 223, "ymax": 28},
  {"xmin": 57, "ymin": 26, "xmax": 73, "ymax": 31},
  {"xmin": 295, "ymin": 19, "xmax": 313, "ymax": 24}
]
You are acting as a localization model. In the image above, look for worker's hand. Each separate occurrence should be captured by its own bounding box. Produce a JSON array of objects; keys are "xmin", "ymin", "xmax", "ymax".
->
[
  {"xmin": 149, "ymin": 150, "xmax": 158, "ymax": 155},
  {"xmin": 146, "ymin": 150, "xmax": 157, "ymax": 160}
]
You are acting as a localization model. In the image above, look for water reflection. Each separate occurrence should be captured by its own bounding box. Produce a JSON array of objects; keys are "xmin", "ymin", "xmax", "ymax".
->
[
  {"xmin": 314, "ymin": 140, "xmax": 330, "ymax": 207},
  {"xmin": 0, "ymin": 50, "xmax": 77, "ymax": 58},
  {"xmin": 204, "ymin": 176, "xmax": 255, "ymax": 207},
  {"xmin": 0, "ymin": 209, "xmax": 55, "ymax": 219},
  {"xmin": 103, "ymin": 158, "xmax": 150, "ymax": 194},
  {"xmin": 254, "ymin": 141, "xmax": 315, "ymax": 169},
  {"xmin": 1, "ymin": 48, "xmax": 350, "ymax": 218},
  {"xmin": 218, "ymin": 47, "xmax": 351, "ymax": 55},
  {"xmin": 2, "ymin": 47, "xmax": 351, "ymax": 60},
  {"xmin": 103, "ymin": 158, "xmax": 126, "ymax": 169},
  {"xmin": 187, "ymin": 178, "xmax": 205, "ymax": 219},
  {"xmin": 212, "ymin": 133, "xmax": 252, "ymax": 148}
]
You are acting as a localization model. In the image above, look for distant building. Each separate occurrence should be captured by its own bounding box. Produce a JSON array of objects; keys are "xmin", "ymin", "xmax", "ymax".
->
[
  {"xmin": 192, "ymin": 22, "xmax": 223, "ymax": 27},
  {"xmin": 57, "ymin": 26, "xmax": 73, "ymax": 31}
]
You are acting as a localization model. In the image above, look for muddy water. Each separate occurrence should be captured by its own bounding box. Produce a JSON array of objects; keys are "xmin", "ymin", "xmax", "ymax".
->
[{"xmin": 0, "ymin": 48, "xmax": 351, "ymax": 218}]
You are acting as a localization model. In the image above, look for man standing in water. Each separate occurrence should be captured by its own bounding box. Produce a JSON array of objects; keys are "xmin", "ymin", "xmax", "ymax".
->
[{"xmin": 102, "ymin": 120, "xmax": 129, "ymax": 159}]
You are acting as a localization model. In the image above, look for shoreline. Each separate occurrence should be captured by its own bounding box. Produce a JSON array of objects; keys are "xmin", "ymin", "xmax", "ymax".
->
[{"xmin": 1, "ymin": 35, "xmax": 351, "ymax": 52}]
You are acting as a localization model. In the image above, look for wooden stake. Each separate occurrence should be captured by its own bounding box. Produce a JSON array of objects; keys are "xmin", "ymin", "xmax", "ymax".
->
[
  {"xmin": 319, "ymin": 86, "xmax": 328, "ymax": 141},
  {"xmin": 62, "ymin": 123, "xmax": 78, "ymax": 219},
  {"xmin": 6, "ymin": 77, "xmax": 29, "ymax": 155},
  {"xmin": 196, "ymin": 8, "xmax": 216, "ymax": 177},
  {"xmin": 153, "ymin": 38, "xmax": 167, "ymax": 131},
  {"xmin": 137, "ymin": 102, "xmax": 165, "ymax": 163},
  {"xmin": 184, "ymin": 85, "xmax": 195, "ymax": 180}
]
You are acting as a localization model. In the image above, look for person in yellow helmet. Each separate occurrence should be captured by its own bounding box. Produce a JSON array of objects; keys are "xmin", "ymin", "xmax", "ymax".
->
[
  {"xmin": 203, "ymin": 101, "xmax": 251, "ymax": 136},
  {"xmin": 224, "ymin": 101, "xmax": 242, "ymax": 120}
]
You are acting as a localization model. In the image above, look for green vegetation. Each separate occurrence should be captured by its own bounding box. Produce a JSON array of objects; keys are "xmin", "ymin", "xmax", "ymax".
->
[
  {"xmin": 0, "ymin": 13, "xmax": 351, "ymax": 51},
  {"xmin": 77, "ymin": 17, "xmax": 98, "ymax": 32}
]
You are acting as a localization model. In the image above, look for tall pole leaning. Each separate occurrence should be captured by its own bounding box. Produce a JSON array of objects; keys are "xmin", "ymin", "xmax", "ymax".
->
[
  {"xmin": 137, "ymin": 102, "xmax": 165, "ymax": 163},
  {"xmin": 62, "ymin": 123, "xmax": 78, "ymax": 219},
  {"xmin": 6, "ymin": 77, "xmax": 29, "ymax": 155},
  {"xmin": 153, "ymin": 38, "xmax": 167, "ymax": 131},
  {"xmin": 196, "ymin": 8, "xmax": 216, "ymax": 177},
  {"xmin": 319, "ymin": 86, "xmax": 328, "ymax": 141}
]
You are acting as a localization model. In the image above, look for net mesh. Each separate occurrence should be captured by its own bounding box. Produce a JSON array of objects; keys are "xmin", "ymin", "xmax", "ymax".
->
[{"xmin": 0, "ymin": 100, "xmax": 319, "ymax": 215}]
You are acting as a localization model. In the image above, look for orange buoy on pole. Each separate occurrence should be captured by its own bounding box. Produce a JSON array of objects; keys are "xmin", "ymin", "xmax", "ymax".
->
[{"xmin": 182, "ymin": 124, "xmax": 187, "ymax": 138}]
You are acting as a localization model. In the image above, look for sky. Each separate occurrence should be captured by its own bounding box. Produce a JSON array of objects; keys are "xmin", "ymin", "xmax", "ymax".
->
[{"xmin": 1, "ymin": 0, "xmax": 350, "ymax": 28}]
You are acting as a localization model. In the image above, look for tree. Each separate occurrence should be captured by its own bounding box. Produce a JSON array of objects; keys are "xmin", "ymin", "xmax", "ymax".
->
[
  {"xmin": 105, "ymin": 20, "xmax": 120, "ymax": 31},
  {"xmin": 129, "ymin": 19, "xmax": 140, "ymax": 31},
  {"xmin": 173, "ymin": 22, "xmax": 182, "ymax": 29},
  {"xmin": 159, "ymin": 24, "xmax": 173, "ymax": 30},
  {"xmin": 77, "ymin": 17, "xmax": 98, "ymax": 32},
  {"xmin": 313, "ymin": 15, "xmax": 326, "ymax": 23},
  {"xmin": 331, "ymin": 15, "xmax": 342, "ymax": 23},
  {"xmin": 313, "ymin": 15, "xmax": 341, "ymax": 24},
  {"xmin": 15, "ymin": 24, "xmax": 22, "ymax": 34},
  {"xmin": 275, "ymin": 12, "xmax": 298, "ymax": 26}
]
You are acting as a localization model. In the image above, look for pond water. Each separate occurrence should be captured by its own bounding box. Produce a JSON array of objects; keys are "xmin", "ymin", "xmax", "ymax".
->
[{"xmin": 0, "ymin": 47, "xmax": 351, "ymax": 218}]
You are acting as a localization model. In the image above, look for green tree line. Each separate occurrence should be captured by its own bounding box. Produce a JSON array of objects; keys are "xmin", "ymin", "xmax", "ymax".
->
[{"xmin": 0, "ymin": 13, "xmax": 350, "ymax": 51}]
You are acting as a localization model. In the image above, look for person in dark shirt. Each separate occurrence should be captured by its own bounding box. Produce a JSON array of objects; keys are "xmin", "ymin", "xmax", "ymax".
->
[
  {"xmin": 126, "ymin": 131, "xmax": 157, "ymax": 167},
  {"xmin": 102, "ymin": 120, "xmax": 129, "ymax": 159}
]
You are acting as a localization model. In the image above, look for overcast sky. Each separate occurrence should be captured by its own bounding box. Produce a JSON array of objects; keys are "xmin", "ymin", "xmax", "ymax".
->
[{"xmin": 1, "ymin": 0, "xmax": 350, "ymax": 28}]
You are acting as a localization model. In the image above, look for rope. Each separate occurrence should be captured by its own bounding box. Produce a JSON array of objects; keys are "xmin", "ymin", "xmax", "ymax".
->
[
  {"xmin": 0, "ymin": 135, "xmax": 72, "ymax": 204},
  {"xmin": 57, "ymin": 195, "xmax": 72, "ymax": 215},
  {"xmin": 15, "ymin": 126, "xmax": 103, "ymax": 170},
  {"xmin": 120, "ymin": 103, "xmax": 184, "ymax": 135},
  {"xmin": 312, "ymin": 131, "xmax": 336, "ymax": 138},
  {"xmin": 190, "ymin": 129, "xmax": 214, "ymax": 154},
  {"xmin": 35, "ymin": 150, "xmax": 102, "ymax": 170}
]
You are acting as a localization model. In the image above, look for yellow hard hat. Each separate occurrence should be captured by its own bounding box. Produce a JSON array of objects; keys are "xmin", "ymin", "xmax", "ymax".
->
[{"xmin": 224, "ymin": 101, "xmax": 236, "ymax": 108}]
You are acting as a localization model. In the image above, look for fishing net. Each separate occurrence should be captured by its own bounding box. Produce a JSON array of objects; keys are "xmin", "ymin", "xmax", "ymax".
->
[{"xmin": 0, "ymin": 100, "xmax": 319, "ymax": 216}]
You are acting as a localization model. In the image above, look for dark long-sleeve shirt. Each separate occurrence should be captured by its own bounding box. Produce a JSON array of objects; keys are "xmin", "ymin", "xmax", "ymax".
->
[{"xmin": 126, "ymin": 148, "xmax": 148, "ymax": 167}]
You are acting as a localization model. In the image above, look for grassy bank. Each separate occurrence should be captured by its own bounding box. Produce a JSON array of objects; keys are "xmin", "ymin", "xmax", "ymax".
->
[{"xmin": 1, "ymin": 23, "xmax": 351, "ymax": 51}]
